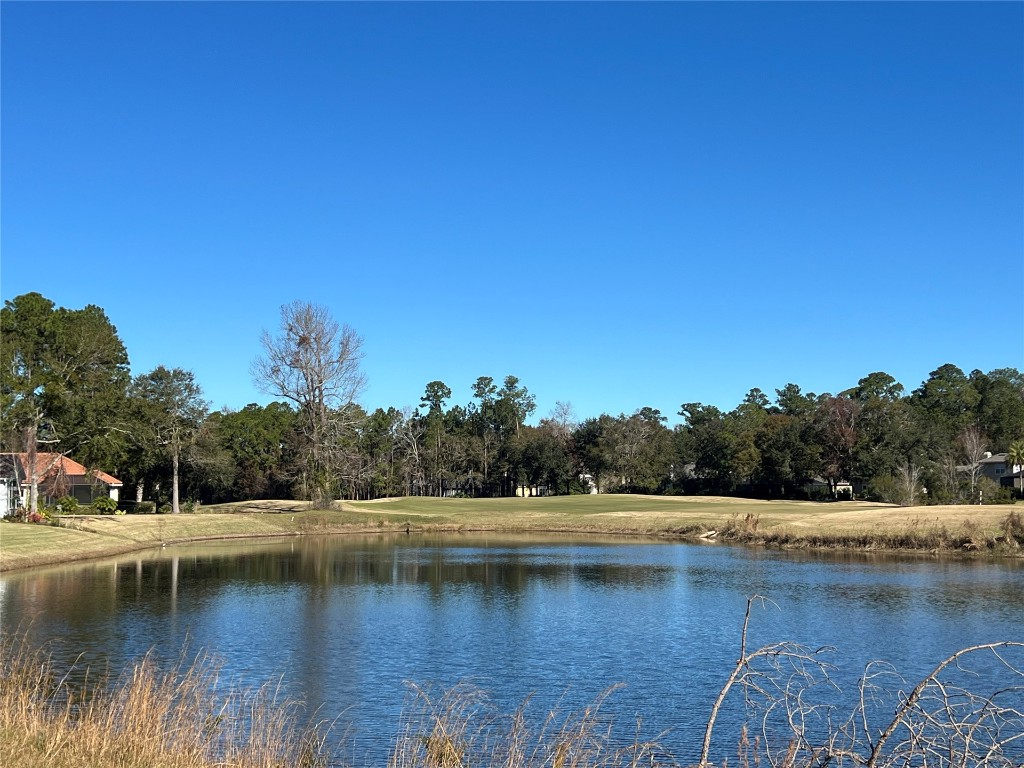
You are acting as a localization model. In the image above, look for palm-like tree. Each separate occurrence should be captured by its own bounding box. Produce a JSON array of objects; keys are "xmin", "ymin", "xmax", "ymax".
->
[{"xmin": 1007, "ymin": 439, "xmax": 1024, "ymax": 497}]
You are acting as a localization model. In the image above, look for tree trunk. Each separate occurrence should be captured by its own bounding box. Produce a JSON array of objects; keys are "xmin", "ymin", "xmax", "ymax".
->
[
  {"xmin": 171, "ymin": 444, "xmax": 180, "ymax": 514},
  {"xmin": 22, "ymin": 424, "xmax": 60, "ymax": 515},
  {"xmin": 26, "ymin": 424, "xmax": 39, "ymax": 515}
]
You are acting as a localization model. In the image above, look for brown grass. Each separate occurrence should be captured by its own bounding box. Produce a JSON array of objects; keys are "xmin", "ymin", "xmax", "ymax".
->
[
  {"xmin": 719, "ymin": 509, "xmax": 1024, "ymax": 553},
  {"xmin": 0, "ymin": 635, "xmax": 330, "ymax": 768},
  {"xmin": 0, "ymin": 635, "xmax": 667, "ymax": 768},
  {"xmin": 387, "ymin": 683, "xmax": 666, "ymax": 768},
  {"xmin": 3, "ymin": 623, "xmax": 1021, "ymax": 768}
]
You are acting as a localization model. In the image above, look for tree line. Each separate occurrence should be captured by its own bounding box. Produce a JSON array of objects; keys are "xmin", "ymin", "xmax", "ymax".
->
[{"xmin": 3, "ymin": 293, "xmax": 1022, "ymax": 512}]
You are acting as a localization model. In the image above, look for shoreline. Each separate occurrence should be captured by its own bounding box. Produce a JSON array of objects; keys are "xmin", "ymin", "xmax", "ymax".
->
[{"xmin": 2, "ymin": 495, "xmax": 1021, "ymax": 573}]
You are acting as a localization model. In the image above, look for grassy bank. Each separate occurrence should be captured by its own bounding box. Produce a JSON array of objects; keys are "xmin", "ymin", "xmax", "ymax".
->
[{"xmin": 1, "ymin": 495, "xmax": 1021, "ymax": 573}]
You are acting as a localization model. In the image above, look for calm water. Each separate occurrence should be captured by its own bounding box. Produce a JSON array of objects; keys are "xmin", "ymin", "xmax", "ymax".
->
[{"xmin": 2, "ymin": 534, "xmax": 1022, "ymax": 764}]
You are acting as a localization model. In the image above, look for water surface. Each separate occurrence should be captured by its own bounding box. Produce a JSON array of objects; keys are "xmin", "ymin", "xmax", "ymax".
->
[{"xmin": 2, "ymin": 534, "xmax": 1021, "ymax": 764}]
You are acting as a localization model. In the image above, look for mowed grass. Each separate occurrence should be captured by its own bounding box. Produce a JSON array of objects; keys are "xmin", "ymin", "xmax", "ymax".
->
[
  {"xmin": 345, "ymin": 494, "xmax": 1017, "ymax": 538},
  {"xmin": 2, "ymin": 494, "xmax": 1020, "ymax": 573}
]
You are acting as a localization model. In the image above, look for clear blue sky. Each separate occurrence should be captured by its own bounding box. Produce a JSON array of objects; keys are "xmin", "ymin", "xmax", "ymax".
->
[{"xmin": 3, "ymin": 2, "xmax": 1022, "ymax": 425}]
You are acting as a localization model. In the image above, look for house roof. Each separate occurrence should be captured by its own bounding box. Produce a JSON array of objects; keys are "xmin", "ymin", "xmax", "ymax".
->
[
  {"xmin": 1, "ymin": 453, "xmax": 122, "ymax": 487},
  {"xmin": 805, "ymin": 476, "xmax": 853, "ymax": 487},
  {"xmin": 980, "ymin": 452, "xmax": 1009, "ymax": 465}
]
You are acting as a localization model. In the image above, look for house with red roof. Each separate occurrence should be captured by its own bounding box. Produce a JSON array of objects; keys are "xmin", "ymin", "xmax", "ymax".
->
[{"xmin": 0, "ymin": 453, "xmax": 122, "ymax": 516}]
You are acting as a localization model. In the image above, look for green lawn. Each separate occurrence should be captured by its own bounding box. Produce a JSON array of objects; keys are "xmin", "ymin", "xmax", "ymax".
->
[
  {"xmin": 345, "ymin": 493, "xmax": 905, "ymax": 531},
  {"xmin": 0, "ymin": 510, "xmax": 375, "ymax": 572}
]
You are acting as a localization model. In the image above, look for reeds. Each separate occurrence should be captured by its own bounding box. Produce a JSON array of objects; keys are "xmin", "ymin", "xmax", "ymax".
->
[
  {"xmin": 0, "ymin": 634, "xmax": 330, "ymax": 768},
  {"xmin": 719, "ymin": 510, "xmax": 1024, "ymax": 553},
  {"xmin": 3, "ymin": 615, "xmax": 1022, "ymax": 768},
  {"xmin": 0, "ymin": 637, "xmax": 669, "ymax": 768},
  {"xmin": 387, "ymin": 682, "xmax": 668, "ymax": 768}
]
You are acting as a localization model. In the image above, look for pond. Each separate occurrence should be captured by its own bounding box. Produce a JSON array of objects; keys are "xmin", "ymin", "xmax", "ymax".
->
[{"xmin": 2, "ymin": 533, "xmax": 1022, "ymax": 765}]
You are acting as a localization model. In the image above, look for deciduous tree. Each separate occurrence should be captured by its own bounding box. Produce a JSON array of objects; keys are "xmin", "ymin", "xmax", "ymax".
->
[
  {"xmin": 252, "ymin": 301, "xmax": 366, "ymax": 506},
  {"xmin": 815, "ymin": 395, "xmax": 860, "ymax": 497},
  {"xmin": 957, "ymin": 425, "xmax": 988, "ymax": 501}
]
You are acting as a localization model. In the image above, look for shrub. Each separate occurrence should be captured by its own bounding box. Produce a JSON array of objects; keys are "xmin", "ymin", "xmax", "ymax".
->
[
  {"xmin": 867, "ymin": 473, "xmax": 898, "ymax": 504},
  {"xmin": 56, "ymin": 496, "xmax": 79, "ymax": 515},
  {"xmin": 158, "ymin": 503, "xmax": 172, "ymax": 514},
  {"xmin": 134, "ymin": 501, "xmax": 157, "ymax": 514},
  {"xmin": 1002, "ymin": 510, "xmax": 1024, "ymax": 546},
  {"xmin": 978, "ymin": 477, "xmax": 1013, "ymax": 504},
  {"xmin": 721, "ymin": 512, "xmax": 761, "ymax": 537},
  {"xmin": 92, "ymin": 496, "xmax": 118, "ymax": 515}
]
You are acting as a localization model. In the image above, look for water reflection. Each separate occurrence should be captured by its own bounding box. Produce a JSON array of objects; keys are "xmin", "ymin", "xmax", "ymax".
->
[
  {"xmin": 2, "ymin": 534, "xmax": 1022, "ymax": 766},
  {"xmin": 9, "ymin": 535, "xmax": 674, "ymax": 604}
]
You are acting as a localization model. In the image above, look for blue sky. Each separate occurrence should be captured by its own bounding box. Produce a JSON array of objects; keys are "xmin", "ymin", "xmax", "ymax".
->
[{"xmin": 3, "ymin": 2, "xmax": 1022, "ymax": 425}]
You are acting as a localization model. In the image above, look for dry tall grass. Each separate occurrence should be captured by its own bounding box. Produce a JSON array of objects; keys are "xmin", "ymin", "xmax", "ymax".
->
[
  {"xmin": 0, "ymin": 635, "xmax": 329, "ymax": 768},
  {"xmin": 3, "ymin": 618, "xmax": 1022, "ymax": 768},
  {"xmin": 387, "ymin": 682, "xmax": 668, "ymax": 768},
  {"xmin": 719, "ymin": 510, "xmax": 1024, "ymax": 553}
]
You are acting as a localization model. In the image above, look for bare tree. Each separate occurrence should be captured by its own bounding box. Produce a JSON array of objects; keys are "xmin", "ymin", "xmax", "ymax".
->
[
  {"xmin": 937, "ymin": 449, "xmax": 964, "ymax": 503},
  {"xmin": 397, "ymin": 407, "xmax": 426, "ymax": 496},
  {"xmin": 546, "ymin": 401, "xmax": 577, "ymax": 440},
  {"xmin": 896, "ymin": 461, "xmax": 923, "ymax": 506},
  {"xmin": 958, "ymin": 425, "xmax": 988, "ymax": 501},
  {"xmin": 252, "ymin": 301, "xmax": 366, "ymax": 507}
]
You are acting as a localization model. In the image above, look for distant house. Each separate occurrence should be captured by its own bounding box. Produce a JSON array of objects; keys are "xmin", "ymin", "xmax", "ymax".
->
[
  {"xmin": 984, "ymin": 452, "xmax": 1024, "ymax": 494},
  {"xmin": 515, "ymin": 484, "xmax": 553, "ymax": 498},
  {"xmin": 953, "ymin": 452, "xmax": 1024, "ymax": 497},
  {"xmin": 803, "ymin": 476, "xmax": 853, "ymax": 499},
  {"xmin": 957, "ymin": 452, "xmax": 1018, "ymax": 485},
  {"xmin": 978, "ymin": 452, "xmax": 1012, "ymax": 484},
  {"xmin": 1004, "ymin": 469, "xmax": 1024, "ymax": 494},
  {"xmin": 0, "ymin": 455, "xmax": 23, "ymax": 518},
  {"xmin": 0, "ymin": 453, "xmax": 122, "ymax": 516}
]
